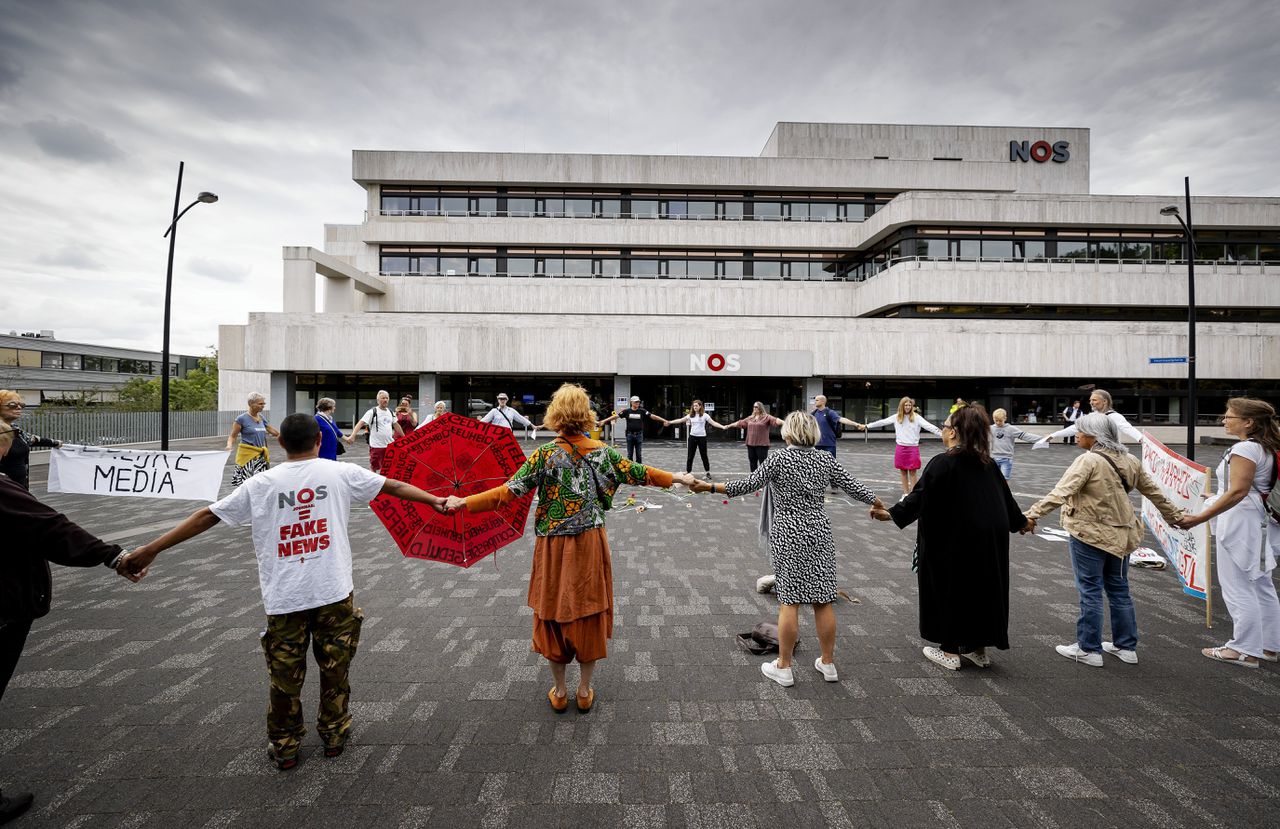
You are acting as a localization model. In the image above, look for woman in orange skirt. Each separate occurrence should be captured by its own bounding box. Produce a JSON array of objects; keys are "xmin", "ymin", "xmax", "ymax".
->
[{"xmin": 449, "ymin": 383, "xmax": 693, "ymax": 712}]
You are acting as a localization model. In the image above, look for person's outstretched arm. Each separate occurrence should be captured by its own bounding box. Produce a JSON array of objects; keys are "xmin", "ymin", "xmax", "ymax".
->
[
  {"xmin": 707, "ymin": 454, "xmax": 774, "ymax": 497},
  {"xmin": 1034, "ymin": 424, "xmax": 1074, "ymax": 447},
  {"xmin": 224, "ymin": 419, "xmax": 242, "ymax": 451},
  {"xmin": 119, "ymin": 507, "xmax": 222, "ymax": 579},
  {"xmin": 1109, "ymin": 411, "xmax": 1145, "ymax": 443},
  {"xmin": 1023, "ymin": 455, "xmax": 1091, "ymax": 523},
  {"xmin": 863, "ymin": 416, "xmax": 895, "ymax": 430},
  {"xmin": 830, "ymin": 461, "xmax": 883, "ymax": 509},
  {"xmin": 380, "ymin": 478, "xmax": 450, "ymax": 513},
  {"xmin": 917, "ymin": 416, "xmax": 944, "ymax": 438},
  {"xmin": 884, "ymin": 461, "xmax": 931, "ymax": 527}
]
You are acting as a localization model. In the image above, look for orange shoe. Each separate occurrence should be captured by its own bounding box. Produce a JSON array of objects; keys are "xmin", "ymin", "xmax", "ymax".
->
[
  {"xmin": 576, "ymin": 688, "xmax": 595, "ymax": 712},
  {"xmin": 548, "ymin": 686, "xmax": 569, "ymax": 712}
]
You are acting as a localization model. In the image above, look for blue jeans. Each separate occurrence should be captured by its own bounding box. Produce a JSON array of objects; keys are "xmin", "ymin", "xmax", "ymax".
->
[
  {"xmin": 995, "ymin": 457, "xmax": 1013, "ymax": 479},
  {"xmin": 625, "ymin": 432, "xmax": 643, "ymax": 462},
  {"xmin": 1069, "ymin": 536, "xmax": 1138, "ymax": 652}
]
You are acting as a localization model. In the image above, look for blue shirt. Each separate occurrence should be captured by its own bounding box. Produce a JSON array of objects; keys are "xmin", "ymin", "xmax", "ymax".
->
[
  {"xmin": 236, "ymin": 413, "xmax": 269, "ymax": 447},
  {"xmin": 812, "ymin": 408, "xmax": 840, "ymax": 448},
  {"xmin": 316, "ymin": 414, "xmax": 342, "ymax": 461}
]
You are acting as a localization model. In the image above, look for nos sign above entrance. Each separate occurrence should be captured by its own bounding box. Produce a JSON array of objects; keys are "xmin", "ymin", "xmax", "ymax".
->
[{"xmin": 617, "ymin": 349, "xmax": 813, "ymax": 377}]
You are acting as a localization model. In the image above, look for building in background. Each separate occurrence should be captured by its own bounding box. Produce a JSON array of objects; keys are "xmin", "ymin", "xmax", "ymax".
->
[
  {"xmin": 0, "ymin": 330, "xmax": 200, "ymax": 406},
  {"xmin": 219, "ymin": 122, "xmax": 1280, "ymax": 436}
]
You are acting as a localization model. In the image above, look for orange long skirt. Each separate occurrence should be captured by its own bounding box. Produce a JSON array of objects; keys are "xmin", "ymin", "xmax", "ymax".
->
[{"xmin": 527, "ymin": 527, "xmax": 613, "ymax": 664}]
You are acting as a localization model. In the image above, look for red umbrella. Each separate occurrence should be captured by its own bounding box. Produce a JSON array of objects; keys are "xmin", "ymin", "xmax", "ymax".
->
[{"xmin": 370, "ymin": 412, "xmax": 534, "ymax": 568}]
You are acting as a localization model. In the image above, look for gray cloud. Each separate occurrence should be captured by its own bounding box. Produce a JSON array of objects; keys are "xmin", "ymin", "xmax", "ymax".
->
[
  {"xmin": 0, "ymin": 0, "xmax": 1276, "ymax": 354},
  {"xmin": 186, "ymin": 257, "xmax": 251, "ymax": 283},
  {"xmin": 24, "ymin": 118, "xmax": 125, "ymax": 163},
  {"xmin": 35, "ymin": 247, "xmax": 99, "ymax": 270}
]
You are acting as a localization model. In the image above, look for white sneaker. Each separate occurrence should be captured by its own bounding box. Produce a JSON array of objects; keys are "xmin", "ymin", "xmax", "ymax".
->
[
  {"xmin": 1102, "ymin": 642, "xmax": 1138, "ymax": 664},
  {"xmin": 761, "ymin": 659, "xmax": 795, "ymax": 687},
  {"xmin": 1055, "ymin": 643, "xmax": 1103, "ymax": 667},
  {"xmin": 814, "ymin": 657, "xmax": 839, "ymax": 682}
]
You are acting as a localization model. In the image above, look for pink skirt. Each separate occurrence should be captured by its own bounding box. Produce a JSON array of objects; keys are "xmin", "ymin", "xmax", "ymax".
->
[{"xmin": 894, "ymin": 444, "xmax": 921, "ymax": 471}]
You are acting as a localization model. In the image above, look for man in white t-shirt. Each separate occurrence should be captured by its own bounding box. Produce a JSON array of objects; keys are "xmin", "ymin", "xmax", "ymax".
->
[
  {"xmin": 345, "ymin": 390, "xmax": 404, "ymax": 474},
  {"xmin": 119, "ymin": 413, "xmax": 449, "ymax": 770}
]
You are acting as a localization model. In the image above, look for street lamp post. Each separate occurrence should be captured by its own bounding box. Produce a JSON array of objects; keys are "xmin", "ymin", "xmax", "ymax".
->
[
  {"xmin": 161, "ymin": 160, "xmax": 218, "ymax": 450},
  {"xmin": 1160, "ymin": 176, "xmax": 1195, "ymax": 461}
]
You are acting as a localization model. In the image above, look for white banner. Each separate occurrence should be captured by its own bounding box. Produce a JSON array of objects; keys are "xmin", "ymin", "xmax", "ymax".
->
[
  {"xmin": 48, "ymin": 445, "xmax": 229, "ymax": 502},
  {"xmin": 1139, "ymin": 432, "xmax": 1211, "ymax": 600}
]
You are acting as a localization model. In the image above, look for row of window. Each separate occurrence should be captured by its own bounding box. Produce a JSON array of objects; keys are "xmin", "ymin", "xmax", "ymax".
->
[
  {"xmin": 876, "ymin": 304, "xmax": 1280, "ymax": 323},
  {"xmin": 379, "ymin": 191, "xmax": 887, "ymax": 222},
  {"xmin": 0, "ymin": 347, "xmax": 176, "ymax": 375},
  {"xmin": 380, "ymin": 255, "xmax": 841, "ymax": 280}
]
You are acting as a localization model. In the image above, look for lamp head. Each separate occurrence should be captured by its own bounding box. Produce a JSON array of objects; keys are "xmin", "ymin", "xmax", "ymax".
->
[
  {"xmin": 197, "ymin": 192, "xmax": 219, "ymax": 204},
  {"xmin": 1159, "ymin": 205, "xmax": 1180, "ymax": 216}
]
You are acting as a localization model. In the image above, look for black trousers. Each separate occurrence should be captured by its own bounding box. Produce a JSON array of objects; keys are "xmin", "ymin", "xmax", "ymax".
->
[
  {"xmin": 685, "ymin": 435, "xmax": 710, "ymax": 473},
  {"xmin": 747, "ymin": 444, "xmax": 769, "ymax": 472},
  {"xmin": 0, "ymin": 619, "xmax": 34, "ymax": 704}
]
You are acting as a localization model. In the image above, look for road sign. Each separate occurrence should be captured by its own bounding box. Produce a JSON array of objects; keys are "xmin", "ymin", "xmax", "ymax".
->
[{"xmin": 1148, "ymin": 357, "xmax": 1188, "ymax": 364}]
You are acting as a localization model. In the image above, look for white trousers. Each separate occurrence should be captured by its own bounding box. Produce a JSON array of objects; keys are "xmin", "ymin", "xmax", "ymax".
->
[{"xmin": 1217, "ymin": 554, "xmax": 1280, "ymax": 658}]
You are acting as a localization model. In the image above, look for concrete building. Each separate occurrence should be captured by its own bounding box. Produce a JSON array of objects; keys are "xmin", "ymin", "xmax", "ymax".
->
[
  {"xmin": 0, "ymin": 330, "xmax": 201, "ymax": 406},
  {"xmin": 219, "ymin": 122, "xmax": 1280, "ymax": 437}
]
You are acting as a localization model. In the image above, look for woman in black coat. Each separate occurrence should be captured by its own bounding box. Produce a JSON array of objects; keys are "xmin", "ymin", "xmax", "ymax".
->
[
  {"xmin": 873, "ymin": 405, "xmax": 1031, "ymax": 670},
  {"xmin": 0, "ymin": 424, "xmax": 125, "ymax": 824}
]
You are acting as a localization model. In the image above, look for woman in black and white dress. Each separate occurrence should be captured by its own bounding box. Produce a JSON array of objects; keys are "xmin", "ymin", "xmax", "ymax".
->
[{"xmin": 696, "ymin": 411, "xmax": 885, "ymax": 687}]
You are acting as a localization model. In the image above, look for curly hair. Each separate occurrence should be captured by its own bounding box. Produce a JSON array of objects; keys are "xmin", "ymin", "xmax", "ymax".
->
[{"xmin": 543, "ymin": 383, "xmax": 596, "ymax": 435}]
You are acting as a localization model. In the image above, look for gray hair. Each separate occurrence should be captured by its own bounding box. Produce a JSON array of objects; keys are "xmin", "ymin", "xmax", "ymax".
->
[
  {"xmin": 316, "ymin": 397, "xmax": 335, "ymax": 412},
  {"xmin": 247, "ymin": 392, "xmax": 265, "ymax": 404},
  {"xmin": 434, "ymin": 400, "xmax": 447, "ymax": 410},
  {"xmin": 1090, "ymin": 389, "xmax": 1113, "ymax": 409},
  {"xmin": 1076, "ymin": 412, "xmax": 1125, "ymax": 453}
]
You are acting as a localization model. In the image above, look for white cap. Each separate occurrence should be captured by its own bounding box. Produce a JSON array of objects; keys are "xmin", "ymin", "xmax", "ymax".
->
[{"xmin": 629, "ymin": 396, "xmax": 640, "ymax": 402}]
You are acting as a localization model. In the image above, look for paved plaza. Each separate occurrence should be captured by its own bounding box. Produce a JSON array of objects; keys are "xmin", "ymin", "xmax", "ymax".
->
[{"xmin": 4, "ymin": 437, "xmax": 1279, "ymax": 829}]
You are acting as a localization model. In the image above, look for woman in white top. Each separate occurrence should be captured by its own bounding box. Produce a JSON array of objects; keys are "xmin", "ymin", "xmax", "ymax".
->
[
  {"xmin": 667, "ymin": 399, "xmax": 727, "ymax": 476},
  {"xmin": 1035, "ymin": 389, "xmax": 1142, "ymax": 448},
  {"xmin": 851, "ymin": 396, "xmax": 944, "ymax": 496},
  {"xmin": 1177, "ymin": 397, "xmax": 1280, "ymax": 667}
]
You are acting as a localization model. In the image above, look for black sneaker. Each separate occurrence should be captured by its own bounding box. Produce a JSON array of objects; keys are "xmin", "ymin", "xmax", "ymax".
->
[
  {"xmin": 266, "ymin": 743, "xmax": 298, "ymax": 771},
  {"xmin": 0, "ymin": 790, "xmax": 35, "ymax": 825}
]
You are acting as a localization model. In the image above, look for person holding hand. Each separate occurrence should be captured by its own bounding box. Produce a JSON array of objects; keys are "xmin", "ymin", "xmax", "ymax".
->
[
  {"xmin": 119, "ymin": 413, "xmax": 449, "ymax": 770},
  {"xmin": 1022, "ymin": 412, "xmax": 1184, "ymax": 667},
  {"xmin": 850, "ymin": 396, "xmax": 944, "ymax": 498},
  {"xmin": 1175, "ymin": 398, "xmax": 1280, "ymax": 668},
  {"xmin": 598, "ymin": 396, "xmax": 667, "ymax": 462},
  {"xmin": 871, "ymin": 406, "xmax": 1030, "ymax": 671},
  {"xmin": 448, "ymin": 383, "xmax": 692, "ymax": 713},
  {"xmin": 666, "ymin": 399, "xmax": 726, "ymax": 477},
  {"xmin": 692, "ymin": 411, "xmax": 883, "ymax": 688},
  {"xmin": 724, "ymin": 401, "xmax": 785, "ymax": 473}
]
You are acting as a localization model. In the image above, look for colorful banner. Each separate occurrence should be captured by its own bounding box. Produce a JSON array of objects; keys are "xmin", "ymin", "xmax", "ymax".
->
[
  {"xmin": 1139, "ymin": 433, "xmax": 1211, "ymax": 600},
  {"xmin": 48, "ymin": 445, "xmax": 229, "ymax": 501}
]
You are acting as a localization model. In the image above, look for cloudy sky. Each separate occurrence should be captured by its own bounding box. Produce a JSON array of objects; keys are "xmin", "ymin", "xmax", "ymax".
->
[{"xmin": 1, "ymin": 0, "xmax": 1276, "ymax": 355}]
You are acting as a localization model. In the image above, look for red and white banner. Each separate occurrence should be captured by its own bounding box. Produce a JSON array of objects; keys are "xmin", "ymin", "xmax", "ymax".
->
[{"xmin": 1139, "ymin": 433, "xmax": 1211, "ymax": 600}]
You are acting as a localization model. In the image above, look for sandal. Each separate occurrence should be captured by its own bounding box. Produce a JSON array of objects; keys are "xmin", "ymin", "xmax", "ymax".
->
[
  {"xmin": 922, "ymin": 646, "xmax": 961, "ymax": 671},
  {"xmin": 576, "ymin": 688, "xmax": 595, "ymax": 712},
  {"xmin": 548, "ymin": 686, "xmax": 569, "ymax": 712},
  {"xmin": 1202, "ymin": 646, "xmax": 1259, "ymax": 668}
]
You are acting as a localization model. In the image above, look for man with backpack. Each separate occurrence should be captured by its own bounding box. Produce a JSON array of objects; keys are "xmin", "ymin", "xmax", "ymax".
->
[
  {"xmin": 811, "ymin": 395, "xmax": 859, "ymax": 457},
  {"xmin": 345, "ymin": 390, "xmax": 404, "ymax": 474}
]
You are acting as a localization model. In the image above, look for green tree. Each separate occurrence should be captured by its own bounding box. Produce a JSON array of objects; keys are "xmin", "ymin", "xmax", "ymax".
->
[{"xmin": 114, "ymin": 348, "xmax": 218, "ymax": 411}]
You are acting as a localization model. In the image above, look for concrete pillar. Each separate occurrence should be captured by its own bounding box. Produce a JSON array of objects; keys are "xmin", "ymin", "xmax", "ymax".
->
[
  {"xmin": 418, "ymin": 373, "xmax": 440, "ymax": 420},
  {"xmin": 804, "ymin": 377, "xmax": 824, "ymax": 408},
  {"xmin": 322, "ymin": 276, "xmax": 356, "ymax": 313},
  {"xmin": 611, "ymin": 376, "xmax": 631, "ymax": 414},
  {"xmin": 282, "ymin": 258, "xmax": 315, "ymax": 313},
  {"xmin": 269, "ymin": 371, "xmax": 296, "ymax": 419}
]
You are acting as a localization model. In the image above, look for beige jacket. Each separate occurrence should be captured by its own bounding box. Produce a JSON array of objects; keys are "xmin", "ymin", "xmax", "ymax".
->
[{"xmin": 1025, "ymin": 448, "xmax": 1186, "ymax": 557}]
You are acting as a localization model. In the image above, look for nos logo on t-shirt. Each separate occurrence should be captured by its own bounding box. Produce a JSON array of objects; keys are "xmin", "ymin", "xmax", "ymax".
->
[{"xmin": 277, "ymin": 486, "xmax": 330, "ymax": 509}]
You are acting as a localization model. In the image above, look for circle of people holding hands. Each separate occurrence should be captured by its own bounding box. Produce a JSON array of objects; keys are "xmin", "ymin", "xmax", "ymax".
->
[{"xmin": 3, "ymin": 382, "xmax": 1278, "ymax": 802}]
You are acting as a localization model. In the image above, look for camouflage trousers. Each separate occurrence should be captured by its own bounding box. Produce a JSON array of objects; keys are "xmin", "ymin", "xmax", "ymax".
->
[{"xmin": 260, "ymin": 594, "xmax": 363, "ymax": 760}]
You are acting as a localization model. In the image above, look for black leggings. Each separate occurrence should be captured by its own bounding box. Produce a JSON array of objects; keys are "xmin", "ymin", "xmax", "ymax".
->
[
  {"xmin": 747, "ymin": 444, "xmax": 769, "ymax": 472},
  {"xmin": 686, "ymin": 435, "xmax": 710, "ymax": 473}
]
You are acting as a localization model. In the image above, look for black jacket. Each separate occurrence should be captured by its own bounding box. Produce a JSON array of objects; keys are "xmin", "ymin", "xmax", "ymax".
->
[
  {"xmin": 0, "ymin": 473, "xmax": 122, "ymax": 623},
  {"xmin": 0, "ymin": 427, "xmax": 59, "ymax": 491}
]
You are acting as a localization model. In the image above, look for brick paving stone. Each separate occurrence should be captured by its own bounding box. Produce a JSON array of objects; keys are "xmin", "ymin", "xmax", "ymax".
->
[{"xmin": 3, "ymin": 438, "xmax": 1280, "ymax": 827}]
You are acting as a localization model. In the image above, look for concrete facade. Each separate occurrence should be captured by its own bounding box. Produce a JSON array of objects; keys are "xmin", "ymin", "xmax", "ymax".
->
[
  {"xmin": 0, "ymin": 332, "xmax": 199, "ymax": 406},
  {"xmin": 219, "ymin": 121, "xmax": 1280, "ymax": 429}
]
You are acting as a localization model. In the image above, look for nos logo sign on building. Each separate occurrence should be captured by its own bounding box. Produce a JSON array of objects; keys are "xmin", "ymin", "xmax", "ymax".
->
[{"xmin": 1009, "ymin": 140, "xmax": 1070, "ymax": 163}]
